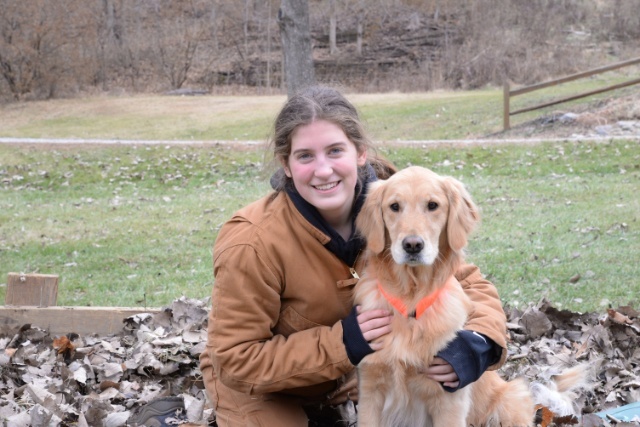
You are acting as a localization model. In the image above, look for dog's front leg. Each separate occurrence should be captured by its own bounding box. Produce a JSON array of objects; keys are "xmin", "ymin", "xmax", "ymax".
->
[
  {"xmin": 356, "ymin": 386, "xmax": 386, "ymax": 426},
  {"xmin": 356, "ymin": 365, "xmax": 387, "ymax": 427},
  {"xmin": 429, "ymin": 386, "xmax": 472, "ymax": 427}
]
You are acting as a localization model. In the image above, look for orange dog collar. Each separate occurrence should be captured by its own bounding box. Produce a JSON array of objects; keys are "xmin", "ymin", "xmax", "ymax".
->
[{"xmin": 377, "ymin": 276, "xmax": 455, "ymax": 319}]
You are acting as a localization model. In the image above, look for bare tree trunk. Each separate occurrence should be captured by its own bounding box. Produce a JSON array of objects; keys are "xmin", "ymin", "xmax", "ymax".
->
[
  {"xmin": 244, "ymin": 0, "xmax": 251, "ymax": 57},
  {"xmin": 211, "ymin": 1, "xmax": 219, "ymax": 51},
  {"xmin": 329, "ymin": 0, "xmax": 337, "ymax": 55},
  {"xmin": 266, "ymin": 0, "xmax": 272, "ymax": 89},
  {"xmin": 277, "ymin": 0, "xmax": 315, "ymax": 97},
  {"xmin": 356, "ymin": 18, "xmax": 363, "ymax": 55},
  {"xmin": 97, "ymin": 0, "xmax": 117, "ymax": 89},
  {"xmin": 349, "ymin": 1, "xmax": 366, "ymax": 56}
]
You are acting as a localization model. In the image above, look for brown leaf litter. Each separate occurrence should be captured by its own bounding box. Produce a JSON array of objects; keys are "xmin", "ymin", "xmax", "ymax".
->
[{"xmin": 2, "ymin": 297, "xmax": 640, "ymax": 426}]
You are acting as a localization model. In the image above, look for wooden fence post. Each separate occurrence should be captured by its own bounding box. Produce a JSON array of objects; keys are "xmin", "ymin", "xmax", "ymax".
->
[
  {"xmin": 503, "ymin": 81, "xmax": 510, "ymax": 131},
  {"xmin": 5, "ymin": 273, "xmax": 59, "ymax": 307}
]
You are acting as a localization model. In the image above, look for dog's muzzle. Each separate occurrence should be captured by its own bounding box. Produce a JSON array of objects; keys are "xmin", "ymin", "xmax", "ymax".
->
[
  {"xmin": 402, "ymin": 236, "xmax": 424, "ymax": 255},
  {"xmin": 395, "ymin": 235, "xmax": 437, "ymax": 266}
]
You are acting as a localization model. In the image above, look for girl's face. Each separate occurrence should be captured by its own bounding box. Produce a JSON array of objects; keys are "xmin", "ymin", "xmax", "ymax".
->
[{"xmin": 284, "ymin": 120, "xmax": 367, "ymax": 228}]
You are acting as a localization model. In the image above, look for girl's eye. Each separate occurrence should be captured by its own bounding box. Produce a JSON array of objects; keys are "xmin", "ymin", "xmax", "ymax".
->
[
  {"xmin": 390, "ymin": 203, "xmax": 400, "ymax": 212},
  {"xmin": 329, "ymin": 147, "xmax": 344, "ymax": 155},
  {"xmin": 427, "ymin": 201, "xmax": 438, "ymax": 211}
]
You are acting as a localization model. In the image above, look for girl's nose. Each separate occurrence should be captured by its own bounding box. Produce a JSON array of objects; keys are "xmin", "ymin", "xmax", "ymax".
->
[{"xmin": 314, "ymin": 158, "xmax": 333, "ymax": 177}]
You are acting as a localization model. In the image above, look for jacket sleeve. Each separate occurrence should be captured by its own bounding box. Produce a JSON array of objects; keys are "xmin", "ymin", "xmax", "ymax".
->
[
  {"xmin": 436, "ymin": 330, "xmax": 497, "ymax": 392},
  {"xmin": 454, "ymin": 263, "xmax": 508, "ymax": 369},
  {"xmin": 206, "ymin": 243, "xmax": 353, "ymax": 395},
  {"xmin": 342, "ymin": 306, "xmax": 374, "ymax": 365}
]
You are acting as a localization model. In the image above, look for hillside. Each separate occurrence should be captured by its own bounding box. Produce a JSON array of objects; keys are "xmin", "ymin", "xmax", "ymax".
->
[
  {"xmin": 205, "ymin": 2, "xmax": 640, "ymax": 94},
  {"xmin": 1, "ymin": 0, "xmax": 640, "ymax": 101}
]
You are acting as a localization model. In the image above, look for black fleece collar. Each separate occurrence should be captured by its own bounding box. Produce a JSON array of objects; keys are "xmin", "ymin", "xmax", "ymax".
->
[{"xmin": 280, "ymin": 164, "xmax": 377, "ymax": 266}]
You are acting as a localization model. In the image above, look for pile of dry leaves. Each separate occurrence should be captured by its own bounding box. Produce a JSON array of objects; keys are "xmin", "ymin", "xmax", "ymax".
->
[
  {"xmin": 503, "ymin": 300, "xmax": 640, "ymax": 426},
  {"xmin": 2, "ymin": 297, "xmax": 640, "ymax": 426},
  {"xmin": 0, "ymin": 297, "xmax": 211, "ymax": 426}
]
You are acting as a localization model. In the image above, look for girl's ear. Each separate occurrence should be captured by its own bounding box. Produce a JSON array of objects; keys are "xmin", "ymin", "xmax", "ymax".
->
[
  {"xmin": 356, "ymin": 180, "xmax": 387, "ymax": 254},
  {"xmin": 280, "ymin": 157, "xmax": 292, "ymax": 177},
  {"xmin": 357, "ymin": 148, "xmax": 368, "ymax": 167}
]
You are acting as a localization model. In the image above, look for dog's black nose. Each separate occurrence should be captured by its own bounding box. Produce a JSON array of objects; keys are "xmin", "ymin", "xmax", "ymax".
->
[{"xmin": 402, "ymin": 236, "xmax": 424, "ymax": 254}]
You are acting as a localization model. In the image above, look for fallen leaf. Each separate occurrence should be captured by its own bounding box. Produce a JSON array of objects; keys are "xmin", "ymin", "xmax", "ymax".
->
[
  {"xmin": 607, "ymin": 309, "xmax": 633, "ymax": 325},
  {"xmin": 534, "ymin": 404, "xmax": 554, "ymax": 427},
  {"xmin": 53, "ymin": 335, "xmax": 75, "ymax": 355}
]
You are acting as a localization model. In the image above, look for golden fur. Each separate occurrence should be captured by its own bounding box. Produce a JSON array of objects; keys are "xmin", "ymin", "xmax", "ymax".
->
[{"xmin": 354, "ymin": 166, "xmax": 536, "ymax": 427}]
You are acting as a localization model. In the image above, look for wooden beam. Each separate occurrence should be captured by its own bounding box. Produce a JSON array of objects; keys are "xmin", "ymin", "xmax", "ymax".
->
[
  {"xmin": 510, "ymin": 56, "xmax": 640, "ymax": 97},
  {"xmin": 0, "ymin": 306, "xmax": 161, "ymax": 337},
  {"xmin": 6, "ymin": 273, "xmax": 59, "ymax": 306},
  {"xmin": 510, "ymin": 77, "xmax": 640, "ymax": 116}
]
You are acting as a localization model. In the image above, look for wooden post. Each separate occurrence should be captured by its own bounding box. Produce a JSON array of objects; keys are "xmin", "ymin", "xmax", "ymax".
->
[
  {"xmin": 6, "ymin": 273, "xmax": 59, "ymax": 307},
  {"xmin": 503, "ymin": 81, "xmax": 510, "ymax": 131}
]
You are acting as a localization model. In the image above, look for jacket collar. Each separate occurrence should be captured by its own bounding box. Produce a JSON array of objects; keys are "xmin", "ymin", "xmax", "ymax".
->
[{"xmin": 277, "ymin": 164, "xmax": 377, "ymax": 266}]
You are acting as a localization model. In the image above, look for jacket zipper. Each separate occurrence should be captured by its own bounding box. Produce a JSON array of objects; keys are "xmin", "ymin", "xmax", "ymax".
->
[{"xmin": 349, "ymin": 250, "xmax": 361, "ymax": 279}]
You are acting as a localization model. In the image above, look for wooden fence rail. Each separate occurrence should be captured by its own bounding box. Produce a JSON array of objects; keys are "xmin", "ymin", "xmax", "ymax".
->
[{"xmin": 503, "ymin": 57, "xmax": 640, "ymax": 131}]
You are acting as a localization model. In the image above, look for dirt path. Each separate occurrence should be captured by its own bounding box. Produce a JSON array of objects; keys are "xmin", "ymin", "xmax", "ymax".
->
[{"xmin": 2, "ymin": 135, "xmax": 640, "ymax": 149}]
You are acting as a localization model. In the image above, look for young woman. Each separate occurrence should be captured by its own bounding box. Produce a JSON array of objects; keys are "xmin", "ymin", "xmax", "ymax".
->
[{"xmin": 199, "ymin": 86, "xmax": 508, "ymax": 426}]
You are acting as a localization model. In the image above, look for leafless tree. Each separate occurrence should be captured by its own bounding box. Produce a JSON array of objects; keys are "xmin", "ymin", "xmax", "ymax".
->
[
  {"xmin": 0, "ymin": 0, "xmax": 632, "ymax": 101},
  {"xmin": 278, "ymin": 0, "xmax": 315, "ymax": 97},
  {"xmin": 345, "ymin": 0, "xmax": 368, "ymax": 56},
  {"xmin": 0, "ymin": 0, "xmax": 71, "ymax": 99},
  {"xmin": 148, "ymin": 0, "xmax": 209, "ymax": 90},
  {"xmin": 329, "ymin": 0, "xmax": 338, "ymax": 55}
]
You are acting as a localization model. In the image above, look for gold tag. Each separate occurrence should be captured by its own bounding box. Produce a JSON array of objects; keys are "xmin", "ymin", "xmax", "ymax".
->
[{"xmin": 349, "ymin": 268, "xmax": 360, "ymax": 279}]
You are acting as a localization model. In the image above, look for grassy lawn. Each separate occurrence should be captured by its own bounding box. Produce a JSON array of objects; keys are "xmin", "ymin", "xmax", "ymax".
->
[
  {"xmin": 2, "ymin": 81, "xmax": 639, "ymax": 311},
  {"xmin": 1, "ymin": 92, "xmax": 498, "ymax": 142},
  {"xmin": 1, "ymin": 138, "xmax": 638, "ymax": 312},
  {"xmin": 2, "ymin": 74, "xmax": 636, "ymax": 142}
]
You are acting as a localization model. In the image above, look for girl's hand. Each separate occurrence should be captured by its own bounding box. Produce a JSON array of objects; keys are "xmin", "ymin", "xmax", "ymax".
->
[
  {"xmin": 356, "ymin": 306, "xmax": 393, "ymax": 351},
  {"xmin": 327, "ymin": 369, "xmax": 359, "ymax": 405},
  {"xmin": 421, "ymin": 357, "xmax": 460, "ymax": 388}
]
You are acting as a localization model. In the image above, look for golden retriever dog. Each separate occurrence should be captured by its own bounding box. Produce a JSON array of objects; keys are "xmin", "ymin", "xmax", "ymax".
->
[{"xmin": 353, "ymin": 166, "xmax": 584, "ymax": 427}]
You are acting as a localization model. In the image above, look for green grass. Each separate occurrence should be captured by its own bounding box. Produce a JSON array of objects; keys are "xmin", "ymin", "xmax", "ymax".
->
[
  {"xmin": 1, "ymin": 140, "xmax": 638, "ymax": 311},
  {"xmin": 0, "ymin": 144, "xmax": 269, "ymax": 307},
  {"xmin": 0, "ymin": 95, "xmax": 282, "ymax": 141},
  {"xmin": 384, "ymin": 141, "xmax": 640, "ymax": 312},
  {"xmin": 2, "ymin": 72, "xmax": 637, "ymax": 142},
  {"xmin": 0, "ymin": 75, "xmax": 637, "ymax": 141},
  {"xmin": 357, "ymin": 91, "xmax": 502, "ymax": 140},
  {"xmin": 0, "ymin": 81, "xmax": 620, "ymax": 141},
  {"xmin": 2, "ymin": 82, "xmax": 639, "ymax": 310}
]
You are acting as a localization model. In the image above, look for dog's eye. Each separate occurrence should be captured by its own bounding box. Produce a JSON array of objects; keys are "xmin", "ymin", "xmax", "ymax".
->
[
  {"xmin": 390, "ymin": 202, "xmax": 400, "ymax": 212},
  {"xmin": 427, "ymin": 201, "xmax": 438, "ymax": 211}
]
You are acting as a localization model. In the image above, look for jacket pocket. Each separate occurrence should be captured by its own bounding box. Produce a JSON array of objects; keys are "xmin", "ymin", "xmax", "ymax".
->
[{"xmin": 275, "ymin": 306, "xmax": 322, "ymax": 337}]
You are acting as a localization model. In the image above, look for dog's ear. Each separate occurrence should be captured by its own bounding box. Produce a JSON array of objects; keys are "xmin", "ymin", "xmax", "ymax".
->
[
  {"xmin": 443, "ymin": 177, "xmax": 479, "ymax": 251},
  {"xmin": 356, "ymin": 180, "xmax": 387, "ymax": 254}
]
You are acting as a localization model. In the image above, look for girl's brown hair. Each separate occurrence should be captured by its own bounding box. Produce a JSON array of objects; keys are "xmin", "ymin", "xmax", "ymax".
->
[{"xmin": 267, "ymin": 85, "xmax": 395, "ymax": 191}]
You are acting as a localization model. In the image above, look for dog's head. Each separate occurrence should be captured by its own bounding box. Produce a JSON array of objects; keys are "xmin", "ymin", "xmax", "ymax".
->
[{"xmin": 356, "ymin": 166, "xmax": 479, "ymax": 266}]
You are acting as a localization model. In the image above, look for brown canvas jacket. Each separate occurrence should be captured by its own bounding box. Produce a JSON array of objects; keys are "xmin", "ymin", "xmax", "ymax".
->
[{"xmin": 199, "ymin": 190, "xmax": 508, "ymax": 400}]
